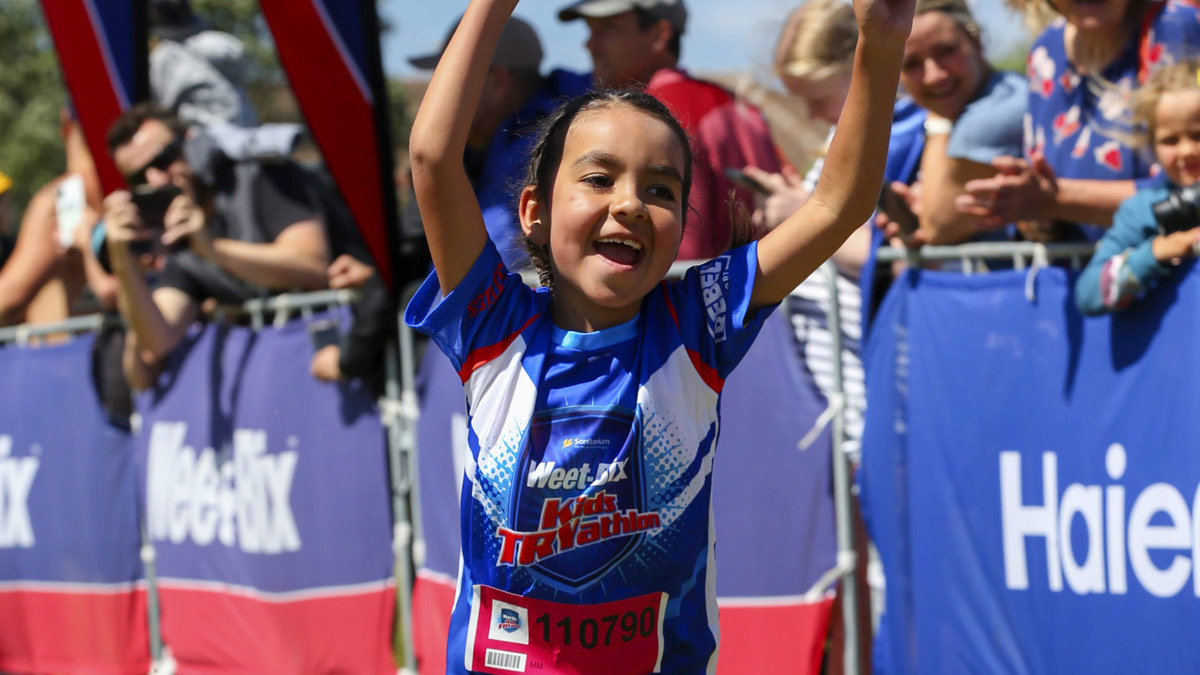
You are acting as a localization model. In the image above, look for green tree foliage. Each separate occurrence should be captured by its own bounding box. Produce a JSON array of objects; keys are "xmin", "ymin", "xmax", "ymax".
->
[{"xmin": 0, "ymin": 0, "xmax": 68, "ymax": 216}]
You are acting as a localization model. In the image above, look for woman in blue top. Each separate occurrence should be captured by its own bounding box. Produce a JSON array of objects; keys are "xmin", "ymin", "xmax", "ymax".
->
[
  {"xmin": 1077, "ymin": 59, "xmax": 1200, "ymax": 314},
  {"xmin": 959, "ymin": 0, "xmax": 1200, "ymax": 240},
  {"xmin": 404, "ymin": 0, "xmax": 914, "ymax": 672}
]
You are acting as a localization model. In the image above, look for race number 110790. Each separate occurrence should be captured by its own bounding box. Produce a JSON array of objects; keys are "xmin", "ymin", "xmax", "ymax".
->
[{"xmin": 534, "ymin": 606, "xmax": 657, "ymax": 649}]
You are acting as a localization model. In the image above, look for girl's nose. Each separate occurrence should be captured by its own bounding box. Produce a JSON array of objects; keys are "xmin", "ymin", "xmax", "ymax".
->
[{"xmin": 611, "ymin": 183, "xmax": 648, "ymax": 220}]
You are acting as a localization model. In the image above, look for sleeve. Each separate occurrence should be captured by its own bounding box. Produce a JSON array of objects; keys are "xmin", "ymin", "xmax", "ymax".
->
[
  {"xmin": 253, "ymin": 164, "xmax": 323, "ymax": 241},
  {"xmin": 666, "ymin": 240, "xmax": 777, "ymax": 379},
  {"xmin": 154, "ymin": 254, "xmax": 204, "ymax": 301},
  {"xmin": 1157, "ymin": 2, "xmax": 1200, "ymax": 62},
  {"xmin": 1074, "ymin": 192, "xmax": 1172, "ymax": 315},
  {"xmin": 403, "ymin": 239, "xmax": 544, "ymax": 371},
  {"xmin": 946, "ymin": 74, "xmax": 1026, "ymax": 165}
]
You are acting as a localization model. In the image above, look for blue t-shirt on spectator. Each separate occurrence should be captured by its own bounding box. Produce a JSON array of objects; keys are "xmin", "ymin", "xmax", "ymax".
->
[{"xmin": 948, "ymin": 70, "xmax": 1025, "ymax": 165}]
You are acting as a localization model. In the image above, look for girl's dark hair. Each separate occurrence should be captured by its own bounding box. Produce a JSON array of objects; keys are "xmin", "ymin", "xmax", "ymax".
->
[{"xmin": 521, "ymin": 90, "xmax": 693, "ymax": 288}]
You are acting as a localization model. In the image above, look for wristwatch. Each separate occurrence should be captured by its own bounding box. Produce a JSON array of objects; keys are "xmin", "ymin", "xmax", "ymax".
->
[{"xmin": 923, "ymin": 117, "xmax": 953, "ymax": 136}]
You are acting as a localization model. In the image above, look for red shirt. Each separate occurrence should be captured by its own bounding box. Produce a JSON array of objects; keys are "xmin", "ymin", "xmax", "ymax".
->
[{"xmin": 646, "ymin": 68, "xmax": 784, "ymax": 260}]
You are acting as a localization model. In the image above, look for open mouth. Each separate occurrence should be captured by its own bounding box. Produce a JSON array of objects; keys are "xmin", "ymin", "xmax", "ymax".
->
[{"xmin": 593, "ymin": 236, "xmax": 644, "ymax": 267}]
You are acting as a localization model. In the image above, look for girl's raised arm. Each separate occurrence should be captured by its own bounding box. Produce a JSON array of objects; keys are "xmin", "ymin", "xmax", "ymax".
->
[
  {"xmin": 408, "ymin": 0, "xmax": 519, "ymax": 294},
  {"xmin": 751, "ymin": 0, "xmax": 914, "ymax": 308}
]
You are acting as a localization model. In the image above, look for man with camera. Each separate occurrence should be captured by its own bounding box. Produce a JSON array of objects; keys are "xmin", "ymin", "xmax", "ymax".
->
[{"xmin": 102, "ymin": 103, "xmax": 328, "ymax": 390}]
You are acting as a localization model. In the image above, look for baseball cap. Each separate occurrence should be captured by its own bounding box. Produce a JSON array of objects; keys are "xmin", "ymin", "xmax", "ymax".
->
[
  {"xmin": 408, "ymin": 15, "xmax": 543, "ymax": 71},
  {"xmin": 558, "ymin": 0, "xmax": 688, "ymax": 33},
  {"xmin": 0, "ymin": 171, "xmax": 11, "ymax": 196}
]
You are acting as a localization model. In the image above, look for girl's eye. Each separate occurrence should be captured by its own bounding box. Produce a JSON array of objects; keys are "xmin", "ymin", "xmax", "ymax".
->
[
  {"xmin": 583, "ymin": 174, "xmax": 613, "ymax": 189},
  {"xmin": 1159, "ymin": 136, "xmax": 1179, "ymax": 146},
  {"xmin": 648, "ymin": 185, "xmax": 677, "ymax": 201}
]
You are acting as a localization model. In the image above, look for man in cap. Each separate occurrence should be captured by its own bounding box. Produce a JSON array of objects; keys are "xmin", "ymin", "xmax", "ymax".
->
[
  {"xmin": 560, "ymin": 0, "xmax": 784, "ymax": 260},
  {"xmin": 407, "ymin": 16, "xmax": 588, "ymax": 270}
]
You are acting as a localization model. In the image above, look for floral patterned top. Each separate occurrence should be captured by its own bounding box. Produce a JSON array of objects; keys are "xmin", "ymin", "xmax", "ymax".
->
[{"xmin": 1024, "ymin": 0, "xmax": 1200, "ymax": 236}]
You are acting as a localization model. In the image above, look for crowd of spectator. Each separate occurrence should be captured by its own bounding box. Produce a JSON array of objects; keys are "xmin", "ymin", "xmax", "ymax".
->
[{"xmin": 5, "ymin": 0, "xmax": 1200, "ymax": 417}]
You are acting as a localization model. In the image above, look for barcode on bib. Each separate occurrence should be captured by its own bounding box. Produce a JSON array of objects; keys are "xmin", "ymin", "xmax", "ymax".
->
[{"xmin": 485, "ymin": 649, "xmax": 527, "ymax": 672}]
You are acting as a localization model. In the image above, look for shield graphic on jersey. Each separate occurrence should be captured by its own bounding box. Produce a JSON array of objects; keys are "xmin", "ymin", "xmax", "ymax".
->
[{"xmin": 509, "ymin": 405, "xmax": 646, "ymax": 591}]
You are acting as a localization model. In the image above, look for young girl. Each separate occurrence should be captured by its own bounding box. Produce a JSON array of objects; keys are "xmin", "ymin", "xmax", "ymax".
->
[
  {"xmin": 1076, "ymin": 59, "xmax": 1200, "ymax": 315},
  {"xmin": 404, "ymin": 0, "xmax": 913, "ymax": 672}
]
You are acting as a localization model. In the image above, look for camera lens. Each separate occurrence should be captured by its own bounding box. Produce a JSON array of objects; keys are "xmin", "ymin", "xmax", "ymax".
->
[{"xmin": 1152, "ymin": 185, "xmax": 1200, "ymax": 234}]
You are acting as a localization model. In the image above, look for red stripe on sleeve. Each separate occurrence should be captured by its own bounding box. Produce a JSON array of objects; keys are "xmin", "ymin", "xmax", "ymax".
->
[
  {"xmin": 687, "ymin": 349, "xmax": 724, "ymax": 394},
  {"xmin": 662, "ymin": 282, "xmax": 723, "ymax": 392},
  {"xmin": 661, "ymin": 283, "xmax": 680, "ymax": 328},
  {"xmin": 458, "ymin": 314, "xmax": 540, "ymax": 383}
]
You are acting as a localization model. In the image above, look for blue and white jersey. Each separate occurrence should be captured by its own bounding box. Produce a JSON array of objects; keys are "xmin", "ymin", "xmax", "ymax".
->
[{"xmin": 406, "ymin": 239, "xmax": 773, "ymax": 674}]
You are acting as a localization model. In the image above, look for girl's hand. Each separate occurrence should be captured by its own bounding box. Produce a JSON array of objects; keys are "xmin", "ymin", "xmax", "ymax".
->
[
  {"xmin": 854, "ymin": 0, "xmax": 916, "ymax": 44},
  {"xmin": 1152, "ymin": 227, "xmax": 1200, "ymax": 265}
]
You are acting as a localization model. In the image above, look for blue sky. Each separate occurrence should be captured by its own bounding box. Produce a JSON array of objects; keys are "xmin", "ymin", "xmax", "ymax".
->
[{"xmin": 381, "ymin": 0, "xmax": 1030, "ymax": 82}]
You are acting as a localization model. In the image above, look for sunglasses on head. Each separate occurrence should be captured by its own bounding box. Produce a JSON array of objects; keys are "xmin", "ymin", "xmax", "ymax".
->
[{"xmin": 125, "ymin": 136, "xmax": 184, "ymax": 187}]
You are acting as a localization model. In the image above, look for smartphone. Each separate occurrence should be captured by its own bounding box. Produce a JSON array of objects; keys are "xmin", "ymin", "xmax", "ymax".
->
[
  {"xmin": 307, "ymin": 319, "xmax": 341, "ymax": 351},
  {"xmin": 130, "ymin": 184, "xmax": 182, "ymax": 230},
  {"xmin": 724, "ymin": 167, "xmax": 772, "ymax": 196},
  {"xmin": 55, "ymin": 174, "xmax": 86, "ymax": 248},
  {"xmin": 877, "ymin": 183, "xmax": 919, "ymax": 238}
]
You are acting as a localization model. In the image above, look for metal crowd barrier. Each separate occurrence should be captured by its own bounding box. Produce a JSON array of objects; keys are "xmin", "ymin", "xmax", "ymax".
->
[
  {"xmin": 0, "ymin": 288, "xmax": 427, "ymax": 675},
  {"xmin": 827, "ymin": 240, "xmax": 1101, "ymax": 675}
]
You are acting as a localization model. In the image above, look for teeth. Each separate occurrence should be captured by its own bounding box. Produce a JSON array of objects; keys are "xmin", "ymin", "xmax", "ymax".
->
[{"xmin": 596, "ymin": 237, "xmax": 643, "ymax": 251}]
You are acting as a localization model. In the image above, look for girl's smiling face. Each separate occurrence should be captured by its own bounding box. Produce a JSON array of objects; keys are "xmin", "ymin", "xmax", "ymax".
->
[
  {"xmin": 1154, "ymin": 89, "xmax": 1200, "ymax": 187},
  {"xmin": 522, "ymin": 104, "xmax": 687, "ymax": 332}
]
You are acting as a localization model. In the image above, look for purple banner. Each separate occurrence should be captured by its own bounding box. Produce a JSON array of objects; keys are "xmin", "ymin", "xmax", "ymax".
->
[
  {"xmin": 135, "ymin": 314, "xmax": 395, "ymax": 674},
  {"xmin": 0, "ymin": 335, "xmax": 148, "ymax": 675},
  {"xmin": 412, "ymin": 310, "xmax": 837, "ymax": 674}
]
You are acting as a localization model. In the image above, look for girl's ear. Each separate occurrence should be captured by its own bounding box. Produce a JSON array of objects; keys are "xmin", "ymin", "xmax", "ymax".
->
[{"xmin": 519, "ymin": 185, "xmax": 549, "ymax": 246}]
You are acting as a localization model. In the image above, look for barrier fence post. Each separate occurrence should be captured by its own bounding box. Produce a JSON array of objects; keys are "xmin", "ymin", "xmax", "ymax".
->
[
  {"xmin": 823, "ymin": 261, "xmax": 860, "ymax": 675},
  {"xmin": 384, "ymin": 282, "xmax": 424, "ymax": 674},
  {"xmin": 141, "ymin": 524, "xmax": 166, "ymax": 671},
  {"xmin": 397, "ymin": 284, "xmax": 426, "ymax": 578}
]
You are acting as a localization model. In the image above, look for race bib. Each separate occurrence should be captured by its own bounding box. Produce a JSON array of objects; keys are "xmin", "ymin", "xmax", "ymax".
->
[{"xmin": 467, "ymin": 584, "xmax": 667, "ymax": 674}]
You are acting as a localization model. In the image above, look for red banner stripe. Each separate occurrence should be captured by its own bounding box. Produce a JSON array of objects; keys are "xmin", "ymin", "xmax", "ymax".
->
[
  {"xmin": 157, "ymin": 584, "xmax": 396, "ymax": 674},
  {"xmin": 259, "ymin": 0, "xmax": 393, "ymax": 288},
  {"xmin": 0, "ymin": 588, "xmax": 150, "ymax": 675},
  {"xmin": 40, "ymin": 0, "xmax": 129, "ymax": 194}
]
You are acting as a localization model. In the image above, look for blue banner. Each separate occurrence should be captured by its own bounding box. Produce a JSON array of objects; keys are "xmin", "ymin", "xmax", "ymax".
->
[
  {"xmin": 412, "ymin": 310, "xmax": 838, "ymax": 674},
  {"xmin": 0, "ymin": 335, "xmax": 148, "ymax": 674},
  {"xmin": 862, "ymin": 266, "xmax": 1200, "ymax": 674},
  {"xmin": 135, "ymin": 314, "xmax": 395, "ymax": 673}
]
